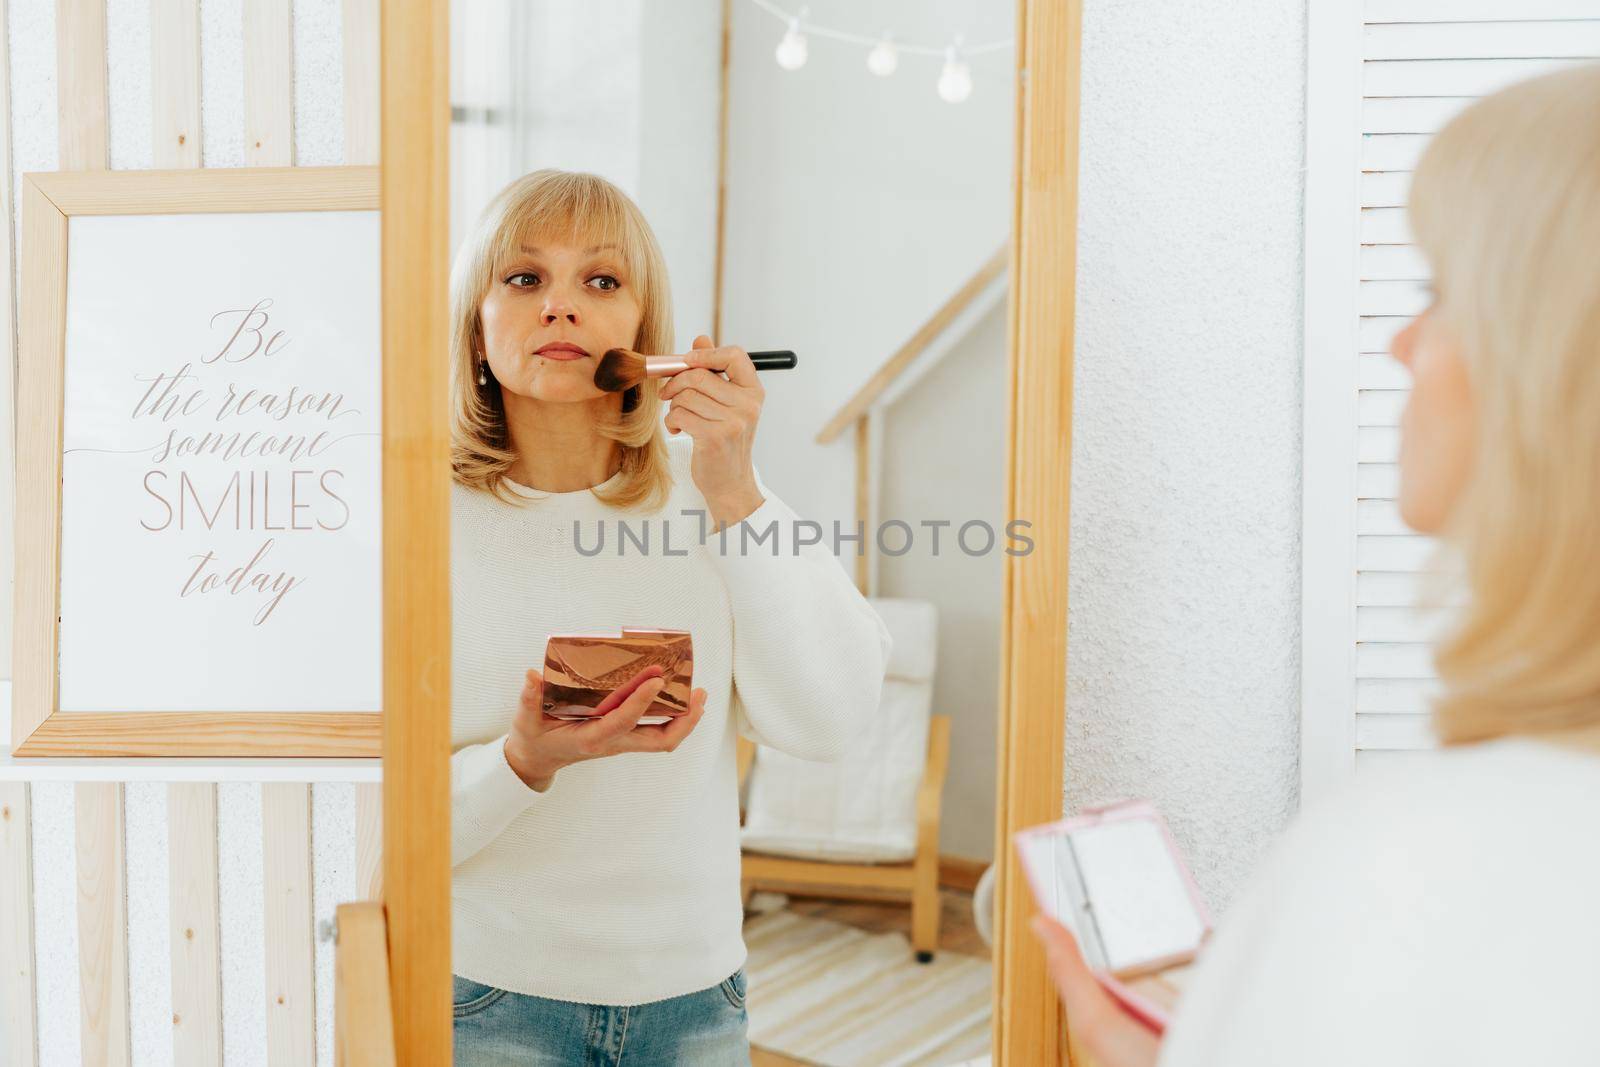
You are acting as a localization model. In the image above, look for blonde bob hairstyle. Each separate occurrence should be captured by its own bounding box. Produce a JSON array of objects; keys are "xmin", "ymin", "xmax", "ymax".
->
[
  {"xmin": 1410, "ymin": 64, "xmax": 1600, "ymax": 745},
  {"xmin": 450, "ymin": 169, "xmax": 674, "ymax": 511}
]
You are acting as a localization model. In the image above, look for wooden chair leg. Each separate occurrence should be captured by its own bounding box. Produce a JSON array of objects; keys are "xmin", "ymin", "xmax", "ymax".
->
[{"xmin": 911, "ymin": 848, "xmax": 939, "ymax": 962}]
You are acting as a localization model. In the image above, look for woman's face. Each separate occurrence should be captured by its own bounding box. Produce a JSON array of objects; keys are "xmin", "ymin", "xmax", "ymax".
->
[
  {"xmin": 1389, "ymin": 299, "xmax": 1476, "ymax": 534},
  {"xmin": 478, "ymin": 235, "xmax": 643, "ymax": 404}
]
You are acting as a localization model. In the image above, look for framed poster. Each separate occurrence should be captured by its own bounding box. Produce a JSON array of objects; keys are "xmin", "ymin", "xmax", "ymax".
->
[{"xmin": 12, "ymin": 167, "xmax": 383, "ymax": 756}]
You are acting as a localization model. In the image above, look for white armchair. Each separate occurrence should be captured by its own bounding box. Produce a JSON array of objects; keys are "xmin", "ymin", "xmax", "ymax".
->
[{"xmin": 737, "ymin": 597, "xmax": 950, "ymax": 960}]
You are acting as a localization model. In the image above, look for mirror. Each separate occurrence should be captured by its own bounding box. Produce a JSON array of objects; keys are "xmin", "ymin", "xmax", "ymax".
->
[{"xmin": 447, "ymin": 2, "xmax": 1015, "ymax": 1063}]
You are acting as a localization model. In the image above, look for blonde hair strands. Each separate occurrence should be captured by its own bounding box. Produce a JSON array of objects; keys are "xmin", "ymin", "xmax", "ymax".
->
[
  {"xmin": 449, "ymin": 169, "xmax": 675, "ymax": 510},
  {"xmin": 1409, "ymin": 65, "xmax": 1600, "ymax": 745}
]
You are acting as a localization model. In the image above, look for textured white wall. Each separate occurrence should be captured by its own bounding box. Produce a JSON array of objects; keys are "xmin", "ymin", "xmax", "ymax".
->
[
  {"xmin": 1066, "ymin": 0, "xmax": 1307, "ymax": 911},
  {"xmin": 5, "ymin": 1, "xmax": 360, "ymax": 1062}
]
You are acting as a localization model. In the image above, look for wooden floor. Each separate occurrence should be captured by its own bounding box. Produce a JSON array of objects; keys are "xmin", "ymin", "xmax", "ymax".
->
[{"xmin": 747, "ymin": 887, "xmax": 990, "ymax": 1067}]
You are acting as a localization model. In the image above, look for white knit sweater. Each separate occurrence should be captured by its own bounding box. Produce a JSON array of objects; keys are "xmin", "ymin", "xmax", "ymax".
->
[{"xmin": 449, "ymin": 432, "xmax": 892, "ymax": 1005}]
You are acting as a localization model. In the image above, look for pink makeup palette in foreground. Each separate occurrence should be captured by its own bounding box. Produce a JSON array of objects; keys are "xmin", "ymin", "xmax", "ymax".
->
[{"xmin": 1014, "ymin": 799, "xmax": 1211, "ymax": 1034}]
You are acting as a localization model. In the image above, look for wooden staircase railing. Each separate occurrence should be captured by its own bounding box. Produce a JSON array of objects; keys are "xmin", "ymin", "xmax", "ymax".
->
[{"xmin": 815, "ymin": 244, "xmax": 1010, "ymax": 594}]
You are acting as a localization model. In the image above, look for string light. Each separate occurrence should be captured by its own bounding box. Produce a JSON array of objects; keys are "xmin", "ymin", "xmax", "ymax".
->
[
  {"xmin": 866, "ymin": 34, "xmax": 898, "ymax": 77},
  {"xmin": 775, "ymin": 9, "xmax": 809, "ymax": 71},
  {"xmin": 938, "ymin": 39, "xmax": 973, "ymax": 103},
  {"xmin": 747, "ymin": 0, "xmax": 1011, "ymax": 102}
]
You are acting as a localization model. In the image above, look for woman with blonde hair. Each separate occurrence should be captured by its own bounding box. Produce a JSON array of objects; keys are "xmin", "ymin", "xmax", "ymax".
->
[
  {"xmin": 447, "ymin": 169, "xmax": 890, "ymax": 1064},
  {"xmin": 1035, "ymin": 63, "xmax": 1600, "ymax": 1066}
]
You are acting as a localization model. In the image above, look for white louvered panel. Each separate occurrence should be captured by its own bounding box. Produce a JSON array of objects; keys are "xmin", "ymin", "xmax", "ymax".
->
[
  {"xmin": 1364, "ymin": 56, "xmax": 1589, "ymax": 96},
  {"xmin": 1357, "ymin": 535, "xmax": 1436, "ymax": 571},
  {"xmin": 1356, "ymin": 463, "xmax": 1399, "ymax": 500},
  {"xmin": 1365, "ymin": 20, "xmax": 1600, "ymax": 59},
  {"xmin": 1369, "ymin": 0, "xmax": 1600, "ymax": 20},
  {"xmin": 1355, "ymin": 713, "xmax": 1435, "ymax": 750},
  {"xmin": 1359, "ymin": 207, "xmax": 1410, "ymax": 244},
  {"xmin": 1362, "ymin": 96, "xmax": 1472, "ymax": 133},
  {"xmin": 1359, "ymin": 316, "xmax": 1408, "ymax": 353},
  {"xmin": 1361, "ymin": 244, "xmax": 1428, "ymax": 281},
  {"xmin": 1357, "ymin": 677, "xmax": 1442, "ymax": 714},
  {"xmin": 1359, "ymin": 279, "xmax": 1428, "ymax": 316},
  {"xmin": 1357, "ymin": 426, "xmax": 1398, "ymax": 464},
  {"xmin": 1355, "ymin": 642, "xmax": 1435, "ymax": 679},
  {"xmin": 1357, "ymin": 390, "xmax": 1406, "ymax": 427},
  {"xmin": 1361, "ymin": 172, "xmax": 1411, "ymax": 208},
  {"xmin": 1358, "ymin": 354, "xmax": 1409, "ymax": 390},
  {"xmin": 1361, "ymin": 134, "xmax": 1429, "ymax": 172},
  {"xmin": 1346, "ymin": 7, "xmax": 1600, "ymax": 770},
  {"xmin": 1356, "ymin": 498, "xmax": 1408, "ymax": 535}
]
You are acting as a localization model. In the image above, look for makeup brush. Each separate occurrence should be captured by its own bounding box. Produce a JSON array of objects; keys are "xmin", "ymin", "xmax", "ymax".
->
[{"xmin": 593, "ymin": 348, "xmax": 798, "ymax": 393}]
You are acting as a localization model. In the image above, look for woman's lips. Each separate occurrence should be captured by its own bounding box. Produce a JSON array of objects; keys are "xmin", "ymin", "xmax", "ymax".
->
[{"xmin": 535, "ymin": 343, "xmax": 589, "ymax": 361}]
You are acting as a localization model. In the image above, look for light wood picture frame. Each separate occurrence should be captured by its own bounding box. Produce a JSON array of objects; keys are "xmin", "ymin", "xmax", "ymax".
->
[{"xmin": 11, "ymin": 165, "xmax": 383, "ymax": 758}]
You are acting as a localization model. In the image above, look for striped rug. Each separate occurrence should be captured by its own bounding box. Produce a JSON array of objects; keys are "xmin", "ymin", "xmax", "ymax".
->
[{"xmin": 742, "ymin": 910, "xmax": 993, "ymax": 1066}]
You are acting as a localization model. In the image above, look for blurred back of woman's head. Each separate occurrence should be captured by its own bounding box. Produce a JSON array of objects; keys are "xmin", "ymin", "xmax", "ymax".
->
[{"xmin": 1405, "ymin": 64, "xmax": 1600, "ymax": 745}]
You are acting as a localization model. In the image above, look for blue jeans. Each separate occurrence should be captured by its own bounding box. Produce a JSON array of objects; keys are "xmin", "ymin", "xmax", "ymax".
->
[{"xmin": 452, "ymin": 968, "xmax": 751, "ymax": 1066}]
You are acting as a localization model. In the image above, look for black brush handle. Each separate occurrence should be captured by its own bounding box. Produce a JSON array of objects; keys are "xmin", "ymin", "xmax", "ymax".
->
[{"xmin": 749, "ymin": 350, "xmax": 798, "ymax": 371}]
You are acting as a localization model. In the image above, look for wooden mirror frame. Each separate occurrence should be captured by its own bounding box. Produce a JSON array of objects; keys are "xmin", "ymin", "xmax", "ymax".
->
[{"xmin": 376, "ymin": 0, "xmax": 1080, "ymax": 1061}]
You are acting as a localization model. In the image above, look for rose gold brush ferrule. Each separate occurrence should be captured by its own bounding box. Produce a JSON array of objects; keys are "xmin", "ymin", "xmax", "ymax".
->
[{"xmin": 644, "ymin": 355, "xmax": 692, "ymax": 377}]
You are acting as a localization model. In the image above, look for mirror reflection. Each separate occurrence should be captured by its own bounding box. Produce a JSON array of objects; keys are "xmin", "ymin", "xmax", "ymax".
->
[{"xmin": 448, "ymin": 2, "xmax": 1014, "ymax": 1063}]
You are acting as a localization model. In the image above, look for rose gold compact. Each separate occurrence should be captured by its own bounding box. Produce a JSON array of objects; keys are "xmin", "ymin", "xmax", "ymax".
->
[{"xmin": 541, "ymin": 628, "xmax": 693, "ymax": 725}]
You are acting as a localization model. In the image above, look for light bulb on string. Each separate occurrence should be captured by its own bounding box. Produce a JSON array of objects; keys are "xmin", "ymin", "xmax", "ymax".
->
[
  {"xmin": 867, "ymin": 33, "xmax": 898, "ymax": 77},
  {"xmin": 937, "ymin": 38, "xmax": 972, "ymax": 103},
  {"xmin": 775, "ymin": 11, "xmax": 809, "ymax": 71}
]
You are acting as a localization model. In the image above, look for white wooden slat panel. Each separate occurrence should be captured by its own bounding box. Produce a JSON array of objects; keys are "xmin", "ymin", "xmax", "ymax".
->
[
  {"xmin": 0, "ymin": 0, "xmax": 17, "ymax": 686},
  {"xmin": 151, "ymin": 0, "xmax": 202, "ymax": 169},
  {"xmin": 1357, "ymin": 605, "xmax": 1446, "ymax": 643},
  {"xmin": 1355, "ymin": 642, "xmax": 1435, "ymax": 678},
  {"xmin": 343, "ymin": 0, "xmax": 380, "ymax": 164},
  {"xmin": 1361, "ymin": 243, "xmax": 1428, "ymax": 280},
  {"xmin": 1358, "ymin": 425, "xmax": 1399, "ymax": 463},
  {"xmin": 1361, "ymin": 171, "xmax": 1411, "ymax": 207},
  {"xmin": 57, "ymin": 0, "xmax": 110, "ymax": 170},
  {"xmin": 261, "ymin": 783, "xmax": 315, "ymax": 1066},
  {"xmin": 75, "ymin": 783, "xmax": 130, "ymax": 1067},
  {"xmin": 168, "ymin": 784, "xmax": 222, "ymax": 1067},
  {"xmin": 1359, "ymin": 354, "xmax": 1410, "ymax": 390},
  {"xmin": 1357, "ymin": 497, "xmax": 1409, "ymax": 535},
  {"xmin": 1361, "ymin": 133, "xmax": 1428, "ymax": 171},
  {"xmin": 1357, "ymin": 462, "xmax": 1400, "ymax": 499},
  {"xmin": 0, "ymin": 782, "xmax": 38, "ymax": 1067},
  {"xmin": 355, "ymin": 782, "xmax": 382, "ymax": 900},
  {"xmin": 1365, "ymin": 20, "xmax": 1600, "ymax": 60},
  {"xmin": 1357, "ymin": 534, "xmax": 1436, "ymax": 570},
  {"xmin": 1360, "ymin": 207, "xmax": 1411, "ymax": 244},
  {"xmin": 243, "ymin": 0, "xmax": 294, "ymax": 166},
  {"xmin": 1360, "ymin": 316, "xmax": 1408, "ymax": 353},
  {"xmin": 1362, "ymin": 96, "xmax": 1473, "ymax": 133},
  {"xmin": 217, "ymin": 783, "xmax": 267, "ymax": 1063},
  {"xmin": 1357, "ymin": 677, "xmax": 1443, "ymax": 714},
  {"xmin": 1364, "ymin": 56, "xmax": 1589, "ymax": 96},
  {"xmin": 1367, "ymin": 0, "xmax": 1600, "ymax": 21},
  {"xmin": 1356, "ymin": 713, "xmax": 1436, "ymax": 750},
  {"xmin": 122, "ymin": 783, "xmax": 172, "ymax": 1066},
  {"xmin": 1359, "ymin": 279, "xmax": 1428, "ymax": 316},
  {"xmin": 1358, "ymin": 389, "xmax": 1407, "ymax": 427}
]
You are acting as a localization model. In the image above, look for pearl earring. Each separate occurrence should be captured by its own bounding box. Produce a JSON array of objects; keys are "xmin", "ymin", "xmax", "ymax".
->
[{"xmin": 477, "ymin": 359, "xmax": 488, "ymax": 386}]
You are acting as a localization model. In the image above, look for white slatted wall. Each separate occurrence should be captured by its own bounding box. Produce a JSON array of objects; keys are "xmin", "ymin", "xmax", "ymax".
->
[
  {"xmin": 1302, "ymin": 0, "xmax": 1600, "ymax": 799},
  {"xmin": 0, "ymin": 1, "xmax": 386, "ymax": 1065}
]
